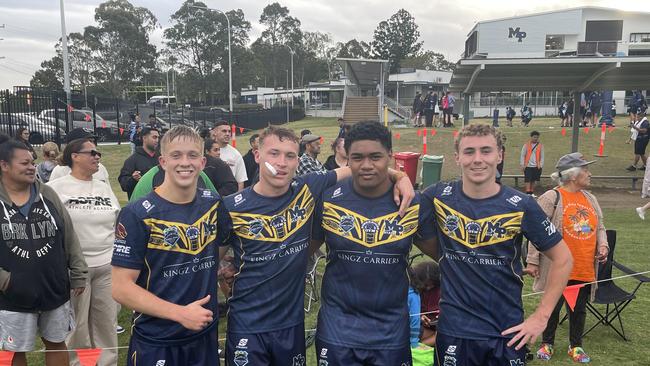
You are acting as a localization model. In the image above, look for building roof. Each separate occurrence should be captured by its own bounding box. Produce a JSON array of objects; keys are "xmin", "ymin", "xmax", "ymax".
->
[
  {"xmin": 449, "ymin": 56, "xmax": 650, "ymax": 93},
  {"xmin": 335, "ymin": 58, "xmax": 389, "ymax": 86}
]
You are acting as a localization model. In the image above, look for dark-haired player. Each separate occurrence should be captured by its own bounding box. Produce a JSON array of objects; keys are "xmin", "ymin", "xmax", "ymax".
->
[
  {"xmin": 112, "ymin": 126, "xmax": 233, "ymax": 366},
  {"xmin": 221, "ymin": 125, "xmax": 416, "ymax": 366},
  {"xmin": 420, "ymin": 124, "xmax": 573, "ymax": 366},
  {"xmin": 311, "ymin": 121, "xmax": 437, "ymax": 365}
]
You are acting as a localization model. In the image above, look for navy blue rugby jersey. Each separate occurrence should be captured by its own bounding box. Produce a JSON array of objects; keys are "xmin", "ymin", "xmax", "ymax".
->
[
  {"xmin": 420, "ymin": 180, "xmax": 562, "ymax": 339},
  {"xmin": 111, "ymin": 188, "xmax": 232, "ymax": 343},
  {"xmin": 224, "ymin": 171, "xmax": 337, "ymax": 333},
  {"xmin": 312, "ymin": 179, "xmax": 436, "ymax": 349}
]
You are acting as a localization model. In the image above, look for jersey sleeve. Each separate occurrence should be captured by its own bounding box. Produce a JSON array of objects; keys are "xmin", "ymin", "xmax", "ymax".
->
[
  {"xmin": 416, "ymin": 191, "xmax": 437, "ymax": 241},
  {"xmin": 521, "ymin": 196, "xmax": 562, "ymax": 252},
  {"xmin": 111, "ymin": 205, "xmax": 149, "ymax": 270},
  {"xmin": 302, "ymin": 170, "xmax": 337, "ymax": 198},
  {"xmin": 311, "ymin": 198, "xmax": 326, "ymax": 243},
  {"xmin": 216, "ymin": 199, "xmax": 233, "ymax": 247}
]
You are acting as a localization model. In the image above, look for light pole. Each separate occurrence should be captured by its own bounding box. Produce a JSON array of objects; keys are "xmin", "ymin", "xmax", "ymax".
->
[
  {"xmin": 281, "ymin": 44, "xmax": 294, "ymax": 108},
  {"xmin": 59, "ymin": 0, "xmax": 72, "ymax": 126},
  {"xmin": 191, "ymin": 5, "xmax": 233, "ymax": 112},
  {"xmin": 285, "ymin": 69, "xmax": 289, "ymax": 123}
]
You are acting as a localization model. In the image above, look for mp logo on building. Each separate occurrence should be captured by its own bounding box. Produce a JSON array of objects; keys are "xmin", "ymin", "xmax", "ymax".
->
[{"xmin": 508, "ymin": 27, "xmax": 527, "ymax": 42}]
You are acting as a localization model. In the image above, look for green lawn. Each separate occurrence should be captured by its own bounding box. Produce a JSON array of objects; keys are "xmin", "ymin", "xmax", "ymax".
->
[{"xmin": 25, "ymin": 116, "xmax": 650, "ymax": 365}]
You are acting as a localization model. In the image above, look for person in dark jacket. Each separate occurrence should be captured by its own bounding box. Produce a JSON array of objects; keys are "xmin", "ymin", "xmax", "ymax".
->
[
  {"xmin": 204, "ymin": 138, "xmax": 238, "ymax": 196},
  {"xmin": 243, "ymin": 134, "xmax": 259, "ymax": 188},
  {"xmin": 0, "ymin": 137, "xmax": 88, "ymax": 366},
  {"xmin": 423, "ymin": 91, "xmax": 438, "ymax": 128},
  {"xmin": 118, "ymin": 127, "xmax": 160, "ymax": 199},
  {"xmin": 412, "ymin": 93, "xmax": 423, "ymax": 127},
  {"xmin": 14, "ymin": 127, "xmax": 37, "ymax": 160}
]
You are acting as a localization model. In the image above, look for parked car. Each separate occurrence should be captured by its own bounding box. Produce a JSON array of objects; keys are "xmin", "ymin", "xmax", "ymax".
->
[
  {"xmin": 38, "ymin": 109, "xmax": 119, "ymax": 141},
  {"xmin": 0, "ymin": 113, "xmax": 66, "ymax": 144}
]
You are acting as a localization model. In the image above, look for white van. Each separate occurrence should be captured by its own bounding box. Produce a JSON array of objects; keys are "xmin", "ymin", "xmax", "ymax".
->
[{"xmin": 147, "ymin": 96, "xmax": 176, "ymax": 105}]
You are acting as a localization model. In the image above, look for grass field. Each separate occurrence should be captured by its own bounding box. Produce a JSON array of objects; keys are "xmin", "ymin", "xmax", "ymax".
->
[{"xmin": 25, "ymin": 115, "xmax": 650, "ymax": 365}]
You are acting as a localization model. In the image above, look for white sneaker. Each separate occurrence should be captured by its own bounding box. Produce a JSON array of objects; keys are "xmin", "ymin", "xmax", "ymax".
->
[{"xmin": 636, "ymin": 207, "xmax": 645, "ymax": 220}]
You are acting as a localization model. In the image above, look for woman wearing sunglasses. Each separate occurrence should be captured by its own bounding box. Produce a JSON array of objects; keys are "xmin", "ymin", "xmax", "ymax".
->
[{"xmin": 47, "ymin": 137, "xmax": 121, "ymax": 366}]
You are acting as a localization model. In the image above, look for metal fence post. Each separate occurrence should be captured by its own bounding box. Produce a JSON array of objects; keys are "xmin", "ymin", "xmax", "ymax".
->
[{"xmin": 116, "ymin": 99, "xmax": 121, "ymax": 145}]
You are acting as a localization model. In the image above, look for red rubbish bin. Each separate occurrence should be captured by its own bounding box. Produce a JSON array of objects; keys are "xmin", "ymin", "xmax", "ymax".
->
[{"xmin": 394, "ymin": 152, "xmax": 421, "ymax": 186}]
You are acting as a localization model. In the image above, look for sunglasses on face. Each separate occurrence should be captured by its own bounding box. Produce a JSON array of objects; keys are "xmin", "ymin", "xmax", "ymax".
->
[{"xmin": 75, "ymin": 150, "xmax": 102, "ymax": 158}]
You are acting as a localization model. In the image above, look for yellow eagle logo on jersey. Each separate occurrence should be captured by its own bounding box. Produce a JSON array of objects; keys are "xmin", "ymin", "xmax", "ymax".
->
[
  {"xmin": 322, "ymin": 203, "xmax": 419, "ymax": 247},
  {"xmin": 229, "ymin": 185, "xmax": 315, "ymax": 242},
  {"xmin": 144, "ymin": 202, "xmax": 221, "ymax": 255},
  {"xmin": 433, "ymin": 199, "xmax": 522, "ymax": 248}
]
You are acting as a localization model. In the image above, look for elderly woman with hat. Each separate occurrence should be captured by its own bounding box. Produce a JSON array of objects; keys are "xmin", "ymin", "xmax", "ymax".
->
[{"xmin": 525, "ymin": 152, "xmax": 609, "ymax": 364}]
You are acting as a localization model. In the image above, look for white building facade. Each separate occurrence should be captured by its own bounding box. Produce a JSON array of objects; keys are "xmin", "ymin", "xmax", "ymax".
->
[{"xmin": 462, "ymin": 7, "xmax": 650, "ymax": 117}]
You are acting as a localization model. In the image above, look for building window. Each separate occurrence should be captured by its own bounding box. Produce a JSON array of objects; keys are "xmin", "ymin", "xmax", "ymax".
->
[
  {"xmin": 545, "ymin": 35, "xmax": 565, "ymax": 50},
  {"xmin": 630, "ymin": 33, "xmax": 650, "ymax": 43},
  {"xmin": 465, "ymin": 31, "xmax": 478, "ymax": 58}
]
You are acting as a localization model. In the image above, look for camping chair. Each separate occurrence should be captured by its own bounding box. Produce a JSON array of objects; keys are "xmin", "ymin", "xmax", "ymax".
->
[
  {"xmin": 305, "ymin": 251, "xmax": 325, "ymax": 313},
  {"xmin": 583, "ymin": 229, "xmax": 650, "ymax": 340}
]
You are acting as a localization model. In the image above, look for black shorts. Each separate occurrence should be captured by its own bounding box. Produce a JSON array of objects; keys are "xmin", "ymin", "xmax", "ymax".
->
[
  {"xmin": 524, "ymin": 167, "xmax": 542, "ymax": 182},
  {"xmin": 635, "ymin": 138, "xmax": 649, "ymax": 155},
  {"xmin": 434, "ymin": 333, "xmax": 528, "ymax": 366}
]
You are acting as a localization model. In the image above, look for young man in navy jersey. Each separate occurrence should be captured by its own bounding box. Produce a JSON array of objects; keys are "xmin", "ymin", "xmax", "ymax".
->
[
  {"xmin": 420, "ymin": 124, "xmax": 573, "ymax": 366},
  {"xmin": 310, "ymin": 121, "xmax": 438, "ymax": 365},
  {"xmin": 111, "ymin": 126, "xmax": 233, "ymax": 366},
  {"xmin": 221, "ymin": 125, "xmax": 415, "ymax": 366}
]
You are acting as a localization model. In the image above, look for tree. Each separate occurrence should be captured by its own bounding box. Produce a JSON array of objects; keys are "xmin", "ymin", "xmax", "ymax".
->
[
  {"xmin": 30, "ymin": 32, "xmax": 93, "ymax": 98},
  {"xmin": 164, "ymin": 0, "xmax": 251, "ymax": 104},
  {"xmin": 83, "ymin": 0, "xmax": 159, "ymax": 97},
  {"xmin": 371, "ymin": 9, "xmax": 422, "ymax": 73},
  {"xmin": 336, "ymin": 39, "xmax": 371, "ymax": 59},
  {"xmin": 256, "ymin": 2, "xmax": 303, "ymax": 87},
  {"xmin": 401, "ymin": 50, "xmax": 456, "ymax": 71},
  {"xmin": 31, "ymin": 56, "xmax": 64, "ymax": 90}
]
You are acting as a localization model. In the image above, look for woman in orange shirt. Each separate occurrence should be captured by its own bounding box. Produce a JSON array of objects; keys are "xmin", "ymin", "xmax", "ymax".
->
[{"xmin": 525, "ymin": 153, "xmax": 609, "ymax": 364}]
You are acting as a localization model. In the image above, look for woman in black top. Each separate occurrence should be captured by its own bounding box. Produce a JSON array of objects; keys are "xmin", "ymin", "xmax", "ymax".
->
[
  {"xmin": 323, "ymin": 137, "xmax": 347, "ymax": 170},
  {"xmin": 14, "ymin": 127, "xmax": 37, "ymax": 160}
]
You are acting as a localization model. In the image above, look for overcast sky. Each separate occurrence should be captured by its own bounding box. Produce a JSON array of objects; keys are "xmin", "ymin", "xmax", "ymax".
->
[{"xmin": 0, "ymin": 0, "xmax": 647, "ymax": 90}]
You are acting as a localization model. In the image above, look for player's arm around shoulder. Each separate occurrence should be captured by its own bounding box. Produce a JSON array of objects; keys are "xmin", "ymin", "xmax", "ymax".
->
[{"xmin": 414, "ymin": 190, "xmax": 439, "ymax": 261}]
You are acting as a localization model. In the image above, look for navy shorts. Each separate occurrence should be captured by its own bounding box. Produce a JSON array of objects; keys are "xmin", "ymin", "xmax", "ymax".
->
[
  {"xmin": 226, "ymin": 323, "xmax": 305, "ymax": 366},
  {"xmin": 634, "ymin": 138, "xmax": 649, "ymax": 156},
  {"xmin": 434, "ymin": 333, "xmax": 527, "ymax": 366},
  {"xmin": 315, "ymin": 338, "xmax": 412, "ymax": 366},
  {"xmin": 523, "ymin": 167, "xmax": 542, "ymax": 183},
  {"xmin": 127, "ymin": 328, "xmax": 219, "ymax": 366}
]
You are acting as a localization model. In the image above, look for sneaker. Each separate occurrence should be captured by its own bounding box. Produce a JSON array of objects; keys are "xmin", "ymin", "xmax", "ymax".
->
[
  {"xmin": 568, "ymin": 346, "xmax": 591, "ymax": 363},
  {"xmin": 116, "ymin": 325, "xmax": 125, "ymax": 334},
  {"xmin": 536, "ymin": 343, "xmax": 554, "ymax": 361},
  {"xmin": 636, "ymin": 207, "xmax": 645, "ymax": 220},
  {"xmin": 626, "ymin": 165, "xmax": 637, "ymax": 171}
]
